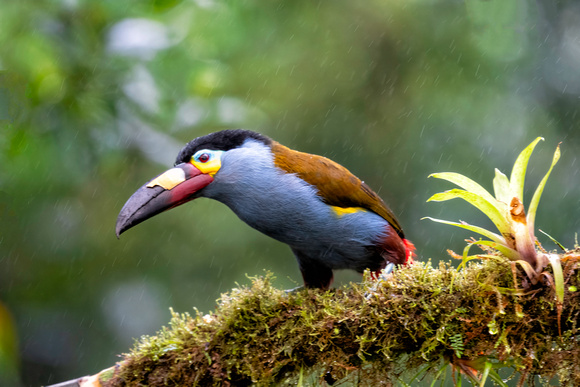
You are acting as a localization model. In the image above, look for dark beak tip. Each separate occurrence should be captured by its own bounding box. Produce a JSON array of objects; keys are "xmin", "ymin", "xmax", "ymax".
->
[
  {"xmin": 115, "ymin": 214, "xmax": 133, "ymax": 239},
  {"xmin": 115, "ymin": 211, "xmax": 132, "ymax": 239}
]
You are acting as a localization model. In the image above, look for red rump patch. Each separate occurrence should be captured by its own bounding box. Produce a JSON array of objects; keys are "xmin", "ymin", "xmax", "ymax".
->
[{"xmin": 403, "ymin": 239, "xmax": 416, "ymax": 264}]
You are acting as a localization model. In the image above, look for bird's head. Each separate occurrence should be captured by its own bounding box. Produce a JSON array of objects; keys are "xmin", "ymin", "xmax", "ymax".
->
[{"xmin": 115, "ymin": 129, "xmax": 271, "ymax": 237}]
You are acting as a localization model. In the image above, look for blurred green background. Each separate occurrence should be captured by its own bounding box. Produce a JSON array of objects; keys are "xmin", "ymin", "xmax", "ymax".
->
[{"xmin": 1, "ymin": 0, "xmax": 579, "ymax": 385}]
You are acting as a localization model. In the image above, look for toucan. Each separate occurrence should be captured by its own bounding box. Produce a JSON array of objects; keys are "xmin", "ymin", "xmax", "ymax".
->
[{"xmin": 116, "ymin": 129, "xmax": 414, "ymax": 289}]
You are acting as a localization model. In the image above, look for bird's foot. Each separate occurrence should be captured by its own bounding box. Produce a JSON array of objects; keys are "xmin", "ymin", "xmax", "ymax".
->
[
  {"xmin": 365, "ymin": 263, "xmax": 395, "ymax": 299},
  {"xmin": 284, "ymin": 285, "xmax": 305, "ymax": 294}
]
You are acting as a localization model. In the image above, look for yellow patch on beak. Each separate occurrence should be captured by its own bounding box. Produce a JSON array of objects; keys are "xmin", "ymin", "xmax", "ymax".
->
[
  {"xmin": 331, "ymin": 206, "xmax": 366, "ymax": 217},
  {"xmin": 147, "ymin": 168, "xmax": 187, "ymax": 190}
]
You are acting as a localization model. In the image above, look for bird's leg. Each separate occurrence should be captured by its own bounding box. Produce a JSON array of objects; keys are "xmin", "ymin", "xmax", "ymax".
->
[{"xmin": 292, "ymin": 248, "xmax": 334, "ymax": 290}]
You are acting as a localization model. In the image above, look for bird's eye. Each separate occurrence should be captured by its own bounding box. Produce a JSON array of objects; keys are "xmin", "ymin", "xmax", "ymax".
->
[{"xmin": 198, "ymin": 153, "xmax": 210, "ymax": 163}]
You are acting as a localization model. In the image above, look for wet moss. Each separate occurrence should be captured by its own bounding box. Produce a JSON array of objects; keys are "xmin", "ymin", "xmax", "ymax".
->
[{"xmin": 105, "ymin": 254, "xmax": 580, "ymax": 386}]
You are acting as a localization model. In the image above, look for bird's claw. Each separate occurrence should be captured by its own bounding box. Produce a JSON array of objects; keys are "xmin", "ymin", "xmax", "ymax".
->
[
  {"xmin": 365, "ymin": 263, "xmax": 395, "ymax": 299},
  {"xmin": 284, "ymin": 285, "xmax": 305, "ymax": 294}
]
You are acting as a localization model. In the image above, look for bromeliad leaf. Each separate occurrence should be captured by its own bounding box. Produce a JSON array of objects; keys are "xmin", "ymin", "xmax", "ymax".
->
[
  {"xmin": 427, "ymin": 189, "xmax": 511, "ymax": 237},
  {"xmin": 545, "ymin": 253, "xmax": 564, "ymax": 306},
  {"xmin": 429, "ymin": 172, "xmax": 498, "ymax": 205},
  {"xmin": 421, "ymin": 217, "xmax": 506, "ymax": 245},
  {"xmin": 492, "ymin": 169, "xmax": 511, "ymax": 206},
  {"xmin": 509, "ymin": 137, "xmax": 543, "ymax": 202},
  {"xmin": 515, "ymin": 260, "xmax": 537, "ymax": 284},
  {"xmin": 469, "ymin": 240, "xmax": 520, "ymax": 261},
  {"xmin": 545, "ymin": 252, "xmax": 565, "ymax": 335},
  {"xmin": 527, "ymin": 144, "xmax": 561, "ymax": 234}
]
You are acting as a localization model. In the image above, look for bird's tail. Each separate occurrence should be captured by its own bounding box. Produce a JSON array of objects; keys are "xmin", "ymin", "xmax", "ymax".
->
[{"xmin": 403, "ymin": 239, "xmax": 416, "ymax": 264}]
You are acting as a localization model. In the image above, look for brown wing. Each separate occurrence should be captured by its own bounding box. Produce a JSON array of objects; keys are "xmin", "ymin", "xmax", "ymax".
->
[{"xmin": 271, "ymin": 142, "xmax": 404, "ymax": 237}]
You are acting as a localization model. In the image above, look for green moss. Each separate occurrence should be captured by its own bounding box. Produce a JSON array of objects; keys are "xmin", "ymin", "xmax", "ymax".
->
[{"xmin": 105, "ymin": 255, "xmax": 580, "ymax": 386}]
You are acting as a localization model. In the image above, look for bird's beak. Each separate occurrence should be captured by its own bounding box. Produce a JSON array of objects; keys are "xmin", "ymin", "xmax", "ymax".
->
[{"xmin": 115, "ymin": 163, "xmax": 214, "ymax": 237}]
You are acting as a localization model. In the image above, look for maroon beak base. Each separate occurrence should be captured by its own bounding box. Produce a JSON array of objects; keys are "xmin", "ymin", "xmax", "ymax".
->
[{"xmin": 115, "ymin": 163, "xmax": 214, "ymax": 237}]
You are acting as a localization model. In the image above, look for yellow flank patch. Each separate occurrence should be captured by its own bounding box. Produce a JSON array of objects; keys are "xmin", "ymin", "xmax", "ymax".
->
[
  {"xmin": 147, "ymin": 168, "xmax": 186, "ymax": 190},
  {"xmin": 331, "ymin": 206, "xmax": 366, "ymax": 217}
]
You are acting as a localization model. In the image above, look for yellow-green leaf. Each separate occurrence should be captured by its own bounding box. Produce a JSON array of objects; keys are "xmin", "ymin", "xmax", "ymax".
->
[
  {"xmin": 422, "ymin": 217, "xmax": 506, "ymax": 245},
  {"xmin": 546, "ymin": 253, "xmax": 564, "ymax": 305},
  {"xmin": 527, "ymin": 143, "xmax": 560, "ymax": 233},
  {"xmin": 509, "ymin": 137, "xmax": 543, "ymax": 202},
  {"xmin": 492, "ymin": 168, "xmax": 511, "ymax": 205},
  {"xmin": 429, "ymin": 172, "xmax": 497, "ymax": 205},
  {"xmin": 427, "ymin": 189, "xmax": 511, "ymax": 236},
  {"xmin": 469, "ymin": 240, "xmax": 520, "ymax": 260}
]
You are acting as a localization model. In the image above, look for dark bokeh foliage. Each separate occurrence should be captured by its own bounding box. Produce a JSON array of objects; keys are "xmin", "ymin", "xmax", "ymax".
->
[{"xmin": 1, "ymin": 0, "xmax": 579, "ymax": 385}]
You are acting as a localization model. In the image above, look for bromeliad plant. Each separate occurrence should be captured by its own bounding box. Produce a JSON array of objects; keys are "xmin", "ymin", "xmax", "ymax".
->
[{"xmin": 424, "ymin": 137, "xmax": 562, "ymax": 293}]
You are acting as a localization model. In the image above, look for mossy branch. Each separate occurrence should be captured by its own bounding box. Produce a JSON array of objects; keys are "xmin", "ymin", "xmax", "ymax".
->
[{"xmin": 96, "ymin": 254, "xmax": 580, "ymax": 387}]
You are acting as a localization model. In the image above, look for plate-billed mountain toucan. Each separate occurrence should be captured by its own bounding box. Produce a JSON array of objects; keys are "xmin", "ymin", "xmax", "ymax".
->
[{"xmin": 116, "ymin": 129, "xmax": 414, "ymax": 289}]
